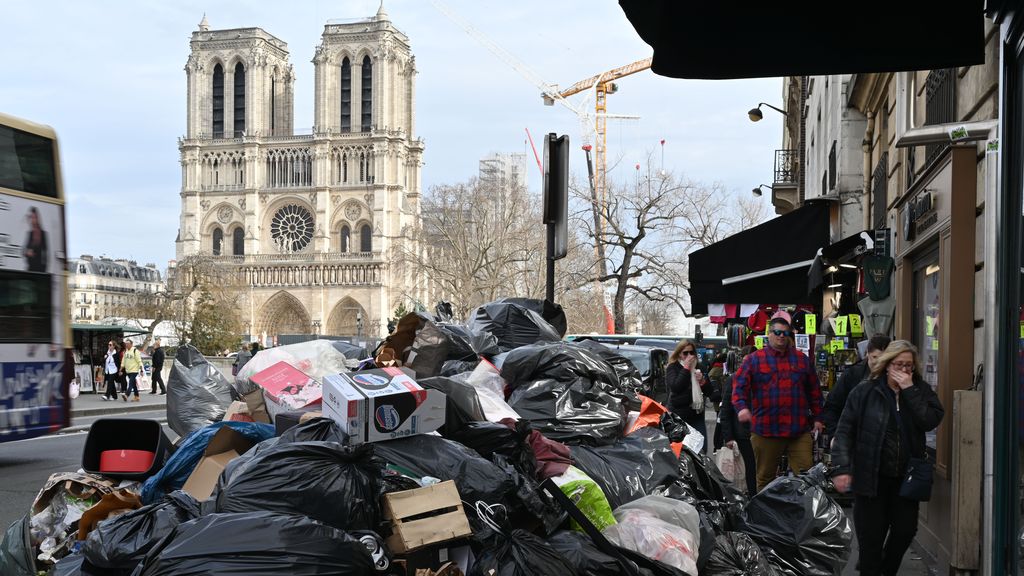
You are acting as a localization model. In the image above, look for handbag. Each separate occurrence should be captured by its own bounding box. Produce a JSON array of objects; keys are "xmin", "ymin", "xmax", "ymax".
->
[{"xmin": 899, "ymin": 455, "xmax": 933, "ymax": 501}]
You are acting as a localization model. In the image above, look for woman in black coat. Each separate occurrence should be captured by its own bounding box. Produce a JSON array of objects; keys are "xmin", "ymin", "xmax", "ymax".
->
[
  {"xmin": 665, "ymin": 339, "xmax": 716, "ymax": 453},
  {"xmin": 718, "ymin": 346, "xmax": 757, "ymax": 495},
  {"xmin": 832, "ymin": 340, "xmax": 944, "ymax": 576}
]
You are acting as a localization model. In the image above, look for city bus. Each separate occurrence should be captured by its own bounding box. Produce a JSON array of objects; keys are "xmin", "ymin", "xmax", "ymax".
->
[{"xmin": 0, "ymin": 112, "xmax": 71, "ymax": 441}]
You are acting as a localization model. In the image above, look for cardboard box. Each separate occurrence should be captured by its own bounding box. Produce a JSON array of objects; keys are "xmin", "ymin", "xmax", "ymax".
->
[
  {"xmin": 322, "ymin": 367, "xmax": 445, "ymax": 444},
  {"xmin": 250, "ymin": 361, "xmax": 323, "ymax": 420},
  {"xmin": 181, "ymin": 427, "xmax": 258, "ymax": 500},
  {"xmin": 384, "ymin": 480, "xmax": 473, "ymax": 553},
  {"xmin": 242, "ymin": 388, "xmax": 271, "ymax": 424},
  {"xmin": 224, "ymin": 401, "xmax": 255, "ymax": 423},
  {"xmin": 393, "ymin": 541, "xmax": 474, "ymax": 576}
]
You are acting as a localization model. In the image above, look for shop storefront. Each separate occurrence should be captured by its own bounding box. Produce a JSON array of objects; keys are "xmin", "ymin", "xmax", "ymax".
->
[
  {"xmin": 891, "ymin": 145, "xmax": 979, "ymax": 566},
  {"xmin": 71, "ymin": 324, "xmax": 148, "ymax": 394}
]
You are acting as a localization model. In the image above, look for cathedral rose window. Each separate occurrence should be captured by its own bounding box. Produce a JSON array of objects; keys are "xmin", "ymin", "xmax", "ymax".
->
[{"xmin": 271, "ymin": 204, "xmax": 314, "ymax": 252}]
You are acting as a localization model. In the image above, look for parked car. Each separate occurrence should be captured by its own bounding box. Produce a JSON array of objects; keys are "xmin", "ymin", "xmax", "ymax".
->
[{"xmin": 596, "ymin": 342, "xmax": 671, "ymax": 406}]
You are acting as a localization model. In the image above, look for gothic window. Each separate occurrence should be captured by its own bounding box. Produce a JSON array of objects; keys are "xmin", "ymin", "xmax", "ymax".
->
[
  {"xmin": 359, "ymin": 152, "xmax": 365, "ymax": 182},
  {"xmin": 343, "ymin": 153, "xmax": 348, "ymax": 183},
  {"xmin": 233, "ymin": 227, "xmax": 244, "ymax": 256},
  {"xmin": 361, "ymin": 55, "xmax": 372, "ymax": 132},
  {"xmin": 212, "ymin": 64, "xmax": 224, "ymax": 138},
  {"xmin": 212, "ymin": 227, "xmax": 223, "ymax": 256},
  {"xmin": 271, "ymin": 76, "xmax": 276, "ymax": 134},
  {"xmin": 234, "ymin": 62, "xmax": 246, "ymax": 137},
  {"xmin": 341, "ymin": 57, "xmax": 351, "ymax": 133},
  {"xmin": 360, "ymin": 223, "xmax": 372, "ymax": 252},
  {"xmin": 340, "ymin": 225, "xmax": 350, "ymax": 253},
  {"xmin": 270, "ymin": 204, "xmax": 315, "ymax": 252}
]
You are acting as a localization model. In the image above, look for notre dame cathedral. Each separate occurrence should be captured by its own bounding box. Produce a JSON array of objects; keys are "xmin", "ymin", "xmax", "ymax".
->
[{"xmin": 176, "ymin": 6, "xmax": 423, "ymax": 341}]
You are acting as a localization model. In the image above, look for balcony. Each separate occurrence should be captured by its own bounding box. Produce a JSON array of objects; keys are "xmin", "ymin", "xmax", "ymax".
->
[
  {"xmin": 212, "ymin": 251, "xmax": 381, "ymax": 264},
  {"xmin": 772, "ymin": 148, "xmax": 800, "ymax": 214}
]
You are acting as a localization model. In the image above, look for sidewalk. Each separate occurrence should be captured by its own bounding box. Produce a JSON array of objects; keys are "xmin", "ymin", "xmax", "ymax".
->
[{"xmin": 72, "ymin": 389, "xmax": 168, "ymax": 418}]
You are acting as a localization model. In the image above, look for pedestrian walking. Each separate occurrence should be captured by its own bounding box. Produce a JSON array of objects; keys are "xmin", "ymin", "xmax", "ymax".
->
[
  {"xmin": 102, "ymin": 340, "xmax": 121, "ymax": 401},
  {"xmin": 719, "ymin": 346, "xmax": 758, "ymax": 496},
  {"xmin": 233, "ymin": 343, "xmax": 252, "ymax": 376},
  {"xmin": 149, "ymin": 338, "xmax": 166, "ymax": 394},
  {"xmin": 731, "ymin": 311, "xmax": 824, "ymax": 492},
  {"xmin": 666, "ymin": 339, "xmax": 716, "ymax": 453},
  {"xmin": 119, "ymin": 339, "xmax": 143, "ymax": 402},
  {"xmin": 831, "ymin": 340, "xmax": 944, "ymax": 576},
  {"xmin": 821, "ymin": 334, "xmax": 891, "ymax": 436}
]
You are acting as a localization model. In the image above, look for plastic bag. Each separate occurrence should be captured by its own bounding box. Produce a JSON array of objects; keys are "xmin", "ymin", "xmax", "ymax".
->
[
  {"xmin": 615, "ymin": 496, "xmax": 700, "ymax": 539},
  {"xmin": 550, "ymin": 466, "xmax": 616, "ymax": 531},
  {"xmin": 140, "ymin": 421, "xmax": 275, "ymax": 504},
  {"xmin": 491, "ymin": 297, "xmax": 568, "ymax": 337},
  {"xmin": 82, "ymin": 491, "xmax": 200, "ymax": 573},
  {"xmin": 70, "ymin": 380, "xmax": 80, "ymax": 399},
  {"xmin": 234, "ymin": 340, "xmax": 350, "ymax": 395},
  {"xmin": 469, "ymin": 528, "xmax": 579, "ymax": 576},
  {"xmin": 277, "ymin": 416, "xmax": 348, "ymax": 444},
  {"xmin": 705, "ymin": 532, "xmax": 777, "ymax": 576},
  {"xmin": 420, "ymin": 376, "xmax": 487, "ymax": 436},
  {"xmin": 0, "ymin": 515, "xmax": 34, "ymax": 576},
  {"xmin": 467, "ymin": 300, "xmax": 563, "ymax": 352},
  {"xmin": 739, "ymin": 464, "xmax": 852, "ymax": 576},
  {"xmin": 454, "ymin": 367, "xmax": 521, "ymax": 422},
  {"xmin": 29, "ymin": 472, "xmax": 118, "ymax": 567},
  {"xmin": 547, "ymin": 530, "xmax": 628, "ymax": 576},
  {"xmin": 372, "ymin": 434, "xmax": 515, "ymax": 507},
  {"xmin": 604, "ymin": 508, "xmax": 699, "ymax": 576},
  {"xmin": 167, "ymin": 345, "xmax": 238, "ymax": 436},
  {"xmin": 130, "ymin": 512, "xmax": 375, "ymax": 576},
  {"xmin": 213, "ymin": 441, "xmax": 384, "ymax": 532},
  {"xmin": 573, "ymin": 340, "xmax": 646, "ymax": 408},
  {"xmin": 713, "ymin": 444, "xmax": 746, "ymax": 485},
  {"xmin": 571, "ymin": 427, "xmax": 681, "ymax": 509},
  {"xmin": 678, "ymin": 445, "xmax": 746, "ymax": 503},
  {"xmin": 503, "ymin": 342, "xmax": 627, "ymax": 445}
]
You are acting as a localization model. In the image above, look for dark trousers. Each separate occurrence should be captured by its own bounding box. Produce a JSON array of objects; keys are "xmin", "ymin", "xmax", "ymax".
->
[
  {"xmin": 104, "ymin": 373, "xmax": 118, "ymax": 399},
  {"xmin": 151, "ymin": 367, "xmax": 165, "ymax": 393},
  {"xmin": 125, "ymin": 372, "xmax": 139, "ymax": 397},
  {"xmin": 684, "ymin": 412, "xmax": 708, "ymax": 454},
  {"xmin": 854, "ymin": 475, "xmax": 920, "ymax": 576},
  {"xmin": 735, "ymin": 438, "xmax": 757, "ymax": 496}
]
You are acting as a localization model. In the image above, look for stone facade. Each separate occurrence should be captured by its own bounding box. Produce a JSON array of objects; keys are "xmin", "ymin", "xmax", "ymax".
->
[
  {"xmin": 176, "ymin": 8, "xmax": 423, "ymax": 340},
  {"xmin": 69, "ymin": 256, "xmax": 164, "ymax": 323}
]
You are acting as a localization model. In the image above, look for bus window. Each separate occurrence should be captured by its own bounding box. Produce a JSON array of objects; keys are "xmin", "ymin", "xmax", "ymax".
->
[{"xmin": 0, "ymin": 123, "xmax": 58, "ymax": 198}]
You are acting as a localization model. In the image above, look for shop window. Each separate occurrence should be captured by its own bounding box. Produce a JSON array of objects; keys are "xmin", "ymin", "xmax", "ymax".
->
[{"xmin": 911, "ymin": 249, "xmax": 940, "ymax": 456}]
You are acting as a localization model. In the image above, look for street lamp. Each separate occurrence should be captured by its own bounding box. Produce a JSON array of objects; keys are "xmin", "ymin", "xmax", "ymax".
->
[
  {"xmin": 748, "ymin": 102, "xmax": 788, "ymax": 122},
  {"xmin": 752, "ymin": 184, "xmax": 773, "ymax": 197}
]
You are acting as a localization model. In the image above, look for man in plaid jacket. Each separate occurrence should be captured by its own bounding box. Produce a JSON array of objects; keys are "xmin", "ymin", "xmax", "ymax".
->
[{"xmin": 732, "ymin": 311, "xmax": 824, "ymax": 491}]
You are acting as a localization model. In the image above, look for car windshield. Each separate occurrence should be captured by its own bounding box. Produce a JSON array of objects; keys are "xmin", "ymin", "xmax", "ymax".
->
[{"xmin": 616, "ymin": 348, "xmax": 651, "ymax": 375}]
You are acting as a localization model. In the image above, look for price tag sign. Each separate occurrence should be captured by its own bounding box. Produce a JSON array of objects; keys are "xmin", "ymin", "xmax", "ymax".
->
[
  {"xmin": 931, "ymin": 338, "xmax": 940, "ymax": 350},
  {"xmin": 754, "ymin": 335, "xmax": 766, "ymax": 350},
  {"xmin": 849, "ymin": 314, "xmax": 863, "ymax": 337},
  {"xmin": 830, "ymin": 338, "xmax": 845, "ymax": 353},
  {"xmin": 834, "ymin": 316, "xmax": 849, "ymax": 337},
  {"xmin": 805, "ymin": 314, "xmax": 817, "ymax": 335}
]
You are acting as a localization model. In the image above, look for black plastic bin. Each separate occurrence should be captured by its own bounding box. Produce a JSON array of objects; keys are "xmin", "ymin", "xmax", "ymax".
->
[{"xmin": 83, "ymin": 419, "xmax": 175, "ymax": 480}]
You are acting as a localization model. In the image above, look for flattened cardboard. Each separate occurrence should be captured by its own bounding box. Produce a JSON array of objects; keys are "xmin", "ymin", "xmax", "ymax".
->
[
  {"xmin": 181, "ymin": 426, "xmax": 257, "ymax": 500},
  {"xmin": 251, "ymin": 361, "xmax": 323, "ymax": 420}
]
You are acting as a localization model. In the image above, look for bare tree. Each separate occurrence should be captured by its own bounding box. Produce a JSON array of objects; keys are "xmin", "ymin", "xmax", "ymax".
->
[{"xmin": 164, "ymin": 254, "xmax": 245, "ymax": 355}]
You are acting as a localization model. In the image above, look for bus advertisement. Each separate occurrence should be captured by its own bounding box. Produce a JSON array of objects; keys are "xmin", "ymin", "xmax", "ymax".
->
[{"xmin": 0, "ymin": 113, "xmax": 71, "ymax": 441}]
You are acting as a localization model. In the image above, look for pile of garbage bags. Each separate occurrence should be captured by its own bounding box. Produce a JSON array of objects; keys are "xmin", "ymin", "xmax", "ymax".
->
[{"xmin": 1, "ymin": 298, "xmax": 853, "ymax": 576}]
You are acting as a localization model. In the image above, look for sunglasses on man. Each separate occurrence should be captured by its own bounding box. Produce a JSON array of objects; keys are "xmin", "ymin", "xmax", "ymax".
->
[{"xmin": 770, "ymin": 329, "xmax": 794, "ymax": 338}]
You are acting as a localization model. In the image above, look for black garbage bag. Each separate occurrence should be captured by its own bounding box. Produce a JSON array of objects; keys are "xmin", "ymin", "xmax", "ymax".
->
[
  {"xmin": 373, "ymin": 434, "xmax": 515, "ymax": 507},
  {"xmin": 659, "ymin": 412, "xmax": 689, "ymax": 443},
  {"xmin": 167, "ymin": 345, "xmax": 238, "ymax": 437},
  {"xmin": 436, "ymin": 323, "xmax": 501, "ymax": 360},
  {"xmin": 573, "ymin": 340, "xmax": 646, "ymax": 406},
  {"xmin": 446, "ymin": 421, "xmax": 531, "ymax": 466},
  {"xmin": 739, "ymin": 464, "xmax": 852, "ymax": 576},
  {"xmin": 213, "ymin": 441, "xmax": 384, "ymax": 532},
  {"xmin": 502, "ymin": 342, "xmax": 627, "ymax": 445},
  {"xmin": 494, "ymin": 297, "xmax": 568, "ymax": 337},
  {"xmin": 468, "ymin": 300, "xmax": 563, "ymax": 352},
  {"xmin": 490, "ymin": 453, "xmax": 566, "ymax": 534},
  {"xmin": 82, "ymin": 491, "xmax": 200, "ymax": 574},
  {"xmin": 440, "ymin": 358, "xmax": 480, "ymax": 376},
  {"xmin": 696, "ymin": 500, "xmax": 746, "ymax": 536},
  {"xmin": 469, "ymin": 528, "xmax": 579, "ymax": 576},
  {"xmin": 130, "ymin": 512, "xmax": 375, "ymax": 576},
  {"xmin": 705, "ymin": 532, "xmax": 777, "ymax": 576},
  {"xmin": 420, "ymin": 376, "xmax": 487, "ymax": 437},
  {"xmin": 546, "ymin": 530, "xmax": 627, "ymax": 576},
  {"xmin": 678, "ymin": 445, "xmax": 747, "ymax": 503},
  {"xmin": 571, "ymin": 427, "xmax": 681, "ymax": 509},
  {"xmin": 331, "ymin": 340, "xmax": 370, "ymax": 360},
  {"xmin": 435, "ymin": 300, "xmax": 455, "ymax": 322},
  {"xmin": 51, "ymin": 553, "xmax": 102, "ymax": 576},
  {"xmin": 277, "ymin": 417, "xmax": 348, "ymax": 444},
  {"xmin": 0, "ymin": 515, "xmax": 34, "ymax": 576}
]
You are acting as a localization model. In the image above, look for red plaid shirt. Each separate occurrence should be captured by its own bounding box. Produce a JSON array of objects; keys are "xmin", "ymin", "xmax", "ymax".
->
[{"xmin": 731, "ymin": 344, "xmax": 823, "ymax": 438}]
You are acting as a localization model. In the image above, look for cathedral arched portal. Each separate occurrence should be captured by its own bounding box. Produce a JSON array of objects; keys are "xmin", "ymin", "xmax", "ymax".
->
[
  {"xmin": 256, "ymin": 290, "xmax": 311, "ymax": 337},
  {"xmin": 326, "ymin": 296, "xmax": 366, "ymax": 337}
]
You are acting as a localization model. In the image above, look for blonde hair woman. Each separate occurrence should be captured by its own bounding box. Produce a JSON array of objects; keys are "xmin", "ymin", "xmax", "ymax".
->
[
  {"xmin": 831, "ymin": 340, "xmax": 943, "ymax": 576},
  {"xmin": 665, "ymin": 339, "xmax": 714, "ymax": 453}
]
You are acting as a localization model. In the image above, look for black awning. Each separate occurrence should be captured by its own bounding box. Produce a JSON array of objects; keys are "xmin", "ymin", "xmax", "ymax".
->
[
  {"xmin": 618, "ymin": 1, "xmax": 985, "ymax": 79},
  {"xmin": 821, "ymin": 231, "xmax": 870, "ymax": 263},
  {"xmin": 687, "ymin": 202, "xmax": 829, "ymax": 315}
]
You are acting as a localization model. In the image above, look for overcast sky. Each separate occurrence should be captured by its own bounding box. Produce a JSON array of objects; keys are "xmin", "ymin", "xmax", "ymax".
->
[{"xmin": 2, "ymin": 1, "xmax": 784, "ymax": 270}]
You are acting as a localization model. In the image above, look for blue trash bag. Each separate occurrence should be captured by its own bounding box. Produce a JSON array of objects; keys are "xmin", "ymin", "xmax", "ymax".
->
[{"xmin": 140, "ymin": 421, "xmax": 275, "ymax": 504}]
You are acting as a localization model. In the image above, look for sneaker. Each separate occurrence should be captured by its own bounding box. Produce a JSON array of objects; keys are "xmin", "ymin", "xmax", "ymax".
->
[
  {"xmin": 100, "ymin": 396, "xmax": 109, "ymax": 401},
  {"xmin": 121, "ymin": 393, "xmax": 128, "ymax": 401}
]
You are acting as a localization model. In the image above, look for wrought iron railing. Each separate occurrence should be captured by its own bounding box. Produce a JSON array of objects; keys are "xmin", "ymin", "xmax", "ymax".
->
[{"xmin": 774, "ymin": 149, "xmax": 799, "ymax": 186}]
